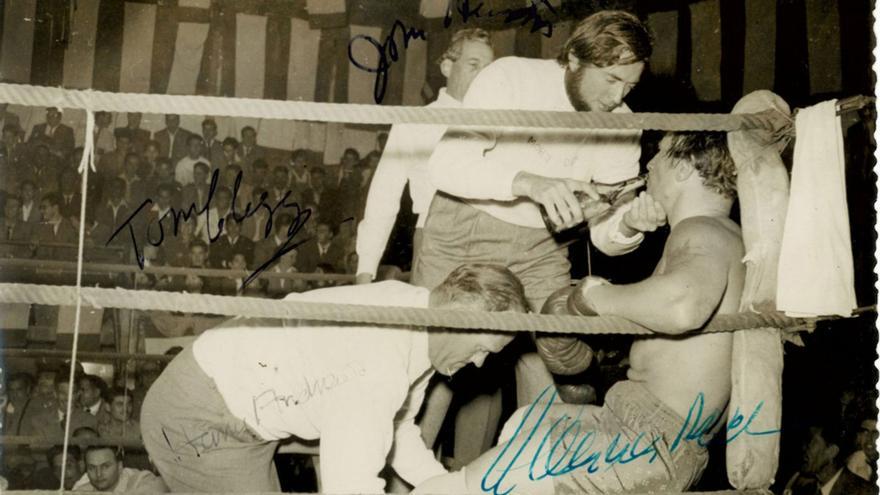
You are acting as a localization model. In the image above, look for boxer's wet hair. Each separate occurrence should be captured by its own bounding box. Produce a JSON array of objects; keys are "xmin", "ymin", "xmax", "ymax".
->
[
  {"xmin": 557, "ymin": 10, "xmax": 652, "ymax": 68},
  {"xmin": 665, "ymin": 132, "xmax": 737, "ymax": 199},
  {"xmin": 432, "ymin": 263, "xmax": 528, "ymax": 313}
]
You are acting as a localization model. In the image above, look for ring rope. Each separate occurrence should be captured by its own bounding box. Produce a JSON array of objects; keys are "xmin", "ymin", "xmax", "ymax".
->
[
  {"xmin": 0, "ymin": 257, "xmax": 357, "ymax": 282},
  {"xmin": 0, "ymin": 283, "xmax": 852, "ymax": 336},
  {"xmin": 0, "ymin": 83, "xmax": 790, "ymax": 132}
]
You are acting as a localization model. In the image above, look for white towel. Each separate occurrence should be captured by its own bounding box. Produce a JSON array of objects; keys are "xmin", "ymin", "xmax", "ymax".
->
[{"xmin": 777, "ymin": 99, "xmax": 856, "ymax": 317}]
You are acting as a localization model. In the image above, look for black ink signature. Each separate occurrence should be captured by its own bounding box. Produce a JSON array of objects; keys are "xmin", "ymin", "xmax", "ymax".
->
[
  {"xmin": 107, "ymin": 168, "xmax": 329, "ymax": 289},
  {"xmin": 348, "ymin": 20, "xmax": 427, "ymax": 104},
  {"xmin": 444, "ymin": 0, "xmax": 556, "ymax": 37}
]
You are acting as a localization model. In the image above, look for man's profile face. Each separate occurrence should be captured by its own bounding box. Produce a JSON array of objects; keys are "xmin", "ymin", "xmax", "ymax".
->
[
  {"xmin": 428, "ymin": 331, "xmax": 512, "ymax": 376},
  {"xmin": 109, "ymin": 395, "xmax": 132, "ymax": 422},
  {"xmin": 564, "ymin": 56, "xmax": 644, "ymax": 112},
  {"xmin": 85, "ymin": 449, "xmax": 122, "ymax": 491},
  {"xmin": 445, "ymin": 40, "xmax": 494, "ymax": 99},
  {"xmin": 645, "ymin": 136, "xmax": 681, "ymax": 204}
]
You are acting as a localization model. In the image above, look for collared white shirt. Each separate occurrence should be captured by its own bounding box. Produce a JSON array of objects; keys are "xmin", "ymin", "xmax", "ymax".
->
[
  {"xmin": 355, "ymin": 88, "xmax": 459, "ymax": 278},
  {"xmin": 193, "ymin": 281, "xmax": 445, "ymax": 493},
  {"xmin": 21, "ymin": 201, "xmax": 33, "ymax": 222},
  {"xmin": 427, "ymin": 57, "xmax": 644, "ymax": 256}
]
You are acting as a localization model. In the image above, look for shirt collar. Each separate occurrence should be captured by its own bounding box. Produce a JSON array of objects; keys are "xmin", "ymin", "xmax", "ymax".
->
[{"xmin": 434, "ymin": 87, "xmax": 460, "ymax": 107}]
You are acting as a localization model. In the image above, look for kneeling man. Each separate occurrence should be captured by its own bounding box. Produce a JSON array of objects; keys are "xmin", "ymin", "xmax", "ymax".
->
[
  {"xmin": 416, "ymin": 132, "xmax": 747, "ymax": 494},
  {"xmin": 141, "ymin": 263, "xmax": 528, "ymax": 493}
]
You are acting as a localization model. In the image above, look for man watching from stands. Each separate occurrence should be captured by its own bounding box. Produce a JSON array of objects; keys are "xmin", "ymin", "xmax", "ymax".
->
[
  {"xmin": 33, "ymin": 444, "xmax": 85, "ymax": 490},
  {"xmin": 238, "ymin": 126, "xmax": 265, "ymax": 174},
  {"xmin": 270, "ymin": 166, "xmax": 291, "ymax": 203},
  {"xmin": 79, "ymin": 374, "xmax": 107, "ymax": 418},
  {"xmin": 220, "ymin": 137, "xmax": 241, "ymax": 169},
  {"xmin": 154, "ymin": 114, "xmax": 194, "ymax": 164},
  {"xmin": 3, "ymin": 372, "xmax": 34, "ymax": 435},
  {"xmin": 0, "ymin": 195, "xmax": 34, "ymax": 257},
  {"xmin": 209, "ymin": 214, "xmax": 254, "ymax": 269},
  {"xmin": 73, "ymin": 446, "xmax": 167, "ymax": 492},
  {"xmin": 97, "ymin": 387, "xmax": 141, "ymax": 442},
  {"xmin": 247, "ymin": 158, "xmax": 270, "ymax": 191},
  {"xmin": 19, "ymin": 180, "xmax": 39, "ymax": 224},
  {"xmin": 35, "ymin": 192, "xmax": 78, "ymax": 259},
  {"xmin": 98, "ymin": 128, "xmax": 132, "ymax": 181},
  {"xmin": 116, "ymin": 112, "xmax": 151, "ymax": 154},
  {"xmin": 201, "ymin": 118, "xmax": 224, "ymax": 167},
  {"xmin": 175, "ymin": 134, "xmax": 207, "ymax": 186},
  {"xmin": 21, "ymin": 370, "xmax": 97, "ymax": 439},
  {"xmin": 289, "ymin": 148, "xmax": 312, "ymax": 190},
  {"xmin": 28, "ymin": 107, "xmax": 74, "ymax": 160}
]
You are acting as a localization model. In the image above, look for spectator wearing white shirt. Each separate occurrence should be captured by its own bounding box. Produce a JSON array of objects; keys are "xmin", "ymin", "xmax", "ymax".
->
[
  {"xmin": 175, "ymin": 134, "xmax": 207, "ymax": 185},
  {"xmin": 140, "ymin": 263, "xmax": 527, "ymax": 493}
]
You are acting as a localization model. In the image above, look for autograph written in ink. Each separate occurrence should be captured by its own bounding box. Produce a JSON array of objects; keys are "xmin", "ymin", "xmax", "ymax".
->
[
  {"xmin": 443, "ymin": 0, "xmax": 557, "ymax": 37},
  {"xmin": 348, "ymin": 20, "xmax": 427, "ymax": 104},
  {"xmin": 106, "ymin": 168, "xmax": 317, "ymax": 289},
  {"xmin": 481, "ymin": 387, "xmax": 781, "ymax": 495}
]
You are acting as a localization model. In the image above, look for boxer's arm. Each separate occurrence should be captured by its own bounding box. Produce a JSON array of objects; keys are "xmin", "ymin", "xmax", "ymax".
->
[
  {"xmin": 578, "ymin": 218, "xmax": 731, "ymax": 334},
  {"xmin": 388, "ymin": 372, "xmax": 447, "ymax": 485}
]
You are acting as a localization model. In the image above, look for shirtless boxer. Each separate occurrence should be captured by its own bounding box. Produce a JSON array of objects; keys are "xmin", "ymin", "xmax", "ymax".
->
[{"xmin": 415, "ymin": 131, "xmax": 746, "ymax": 494}]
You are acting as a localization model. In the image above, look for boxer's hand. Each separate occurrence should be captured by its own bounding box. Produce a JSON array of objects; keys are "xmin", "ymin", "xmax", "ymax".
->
[
  {"xmin": 569, "ymin": 275, "xmax": 609, "ymax": 316},
  {"xmin": 537, "ymin": 286, "xmax": 594, "ymax": 376},
  {"xmin": 622, "ymin": 192, "xmax": 667, "ymax": 234},
  {"xmin": 355, "ymin": 272, "xmax": 373, "ymax": 285},
  {"xmin": 513, "ymin": 172, "xmax": 599, "ymax": 230}
]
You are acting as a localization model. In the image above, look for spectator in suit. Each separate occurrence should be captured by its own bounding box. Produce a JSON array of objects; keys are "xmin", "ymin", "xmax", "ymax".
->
[
  {"xmin": 156, "ymin": 217, "xmax": 197, "ymax": 270},
  {"xmin": 58, "ymin": 168, "xmax": 82, "ymax": 225},
  {"xmin": 269, "ymin": 166, "xmax": 291, "ymax": 204},
  {"xmin": 79, "ymin": 374, "xmax": 108, "ymax": 418},
  {"xmin": 153, "ymin": 114, "xmax": 193, "ymax": 164},
  {"xmin": 0, "ymin": 103, "xmax": 21, "ymax": 137},
  {"xmin": 116, "ymin": 112, "xmax": 151, "ymax": 154},
  {"xmin": 253, "ymin": 213, "xmax": 294, "ymax": 272},
  {"xmin": 302, "ymin": 168, "xmax": 327, "ymax": 211},
  {"xmin": 180, "ymin": 161, "xmax": 211, "ymax": 210},
  {"xmin": 142, "ymin": 140, "xmax": 161, "ymax": 175},
  {"xmin": 0, "ymin": 195, "xmax": 34, "ymax": 257},
  {"xmin": 219, "ymin": 137, "xmax": 240, "ymax": 169},
  {"xmin": 289, "ymin": 148, "xmax": 312, "ymax": 190},
  {"xmin": 1, "ymin": 123, "xmax": 27, "ymax": 188},
  {"xmin": 19, "ymin": 180, "xmax": 40, "ymax": 224},
  {"xmin": 315, "ymin": 221, "xmax": 344, "ymax": 271},
  {"xmin": 208, "ymin": 214, "xmax": 254, "ymax": 268},
  {"xmin": 333, "ymin": 147, "xmax": 360, "ymax": 188},
  {"xmin": 175, "ymin": 134, "xmax": 206, "ymax": 185},
  {"xmin": 127, "ymin": 159, "xmax": 155, "ymax": 207},
  {"xmin": 98, "ymin": 128, "xmax": 133, "ymax": 181},
  {"xmin": 120, "ymin": 151, "xmax": 142, "ymax": 192},
  {"xmin": 32, "ymin": 445, "xmax": 85, "ymax": 490},
  {"xmin": 201, "ymin": 118, "xmax": 224, "ymax": 167},
  {"xmin": 218, "ymin": 251, "xmax": 265, "ymax": 296},
  {"xmin": 237, "ymin": 125, "xmax": 265, "ymax": 174},
  {"xmin": 152, "ymin": 158, "xmax": 182, "ymax": 205},
  {"xmin": 2, "ymin": 372, "xmax": 34, "ymax": 435},
  {"xmin": 264, "ymin": 246, "xmax": 307, "ymax": 297},
  {"xmin": 34, "ymin": 192, "xmax": 78, "ymax": 259},
  {"xmin": 246, "ymin": 157, "xmax": 270, "ymax": 191},
  {"xmin": 784, "ymin": 420, "xmax": 877, "ymax": 495},
  {"xmin": 93, "ymin": 111, "xmax": 115, "ymax": 155},
  {"xmin": 20, "ymin": 370, "xmax": 97, "ymax": 440},
  {"xmin": 240, "ymin": 187, "xmax": 270, "ymax": 242},
  {"xmin": 96, "ymin": 177, "xmax": 131, "ymax": 233},
  {"xmin": 21, "ymin": 143, "xmax": 62, "ymax": 195},
  {"xmin": 28, "ymin": 107, "xmax": 74, "ymax": 161},
  {"xmin": 201, "ymin": 186, "xmax": 234, "ymax": 243},
  {"xmin": 221, "ymin": 164, "xmax": 249, "ymax": 208}
]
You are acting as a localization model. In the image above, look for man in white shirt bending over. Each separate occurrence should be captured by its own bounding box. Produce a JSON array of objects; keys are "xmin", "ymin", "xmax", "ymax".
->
[
  {"xmin": 355, "ymin": 28, "xmax": 495, "ymax": 285},
  {"xmin": 140, "ymin": 263, "xmax": 528, "ymax": 493}
]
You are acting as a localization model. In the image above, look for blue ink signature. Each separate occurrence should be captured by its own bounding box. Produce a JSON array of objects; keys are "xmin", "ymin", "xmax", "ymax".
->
[
  {"xmin": 348, "ymin": 20, "xmax": 427, "ymax": 104},
  {"xmin": 107, "ymin": 167, "xmax": 328, "ymax": 289},
  {"xmin": 481, "ymin": 386, "xmax": 781, "ymax": 495},
  {"xmin": 443, "ymin": 0, "xmax": 557, "ymax": 37}
]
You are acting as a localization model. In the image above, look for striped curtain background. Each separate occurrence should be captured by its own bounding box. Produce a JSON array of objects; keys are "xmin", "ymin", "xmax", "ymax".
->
[{"xmin": 0, "ymin": 0, "xmax": 870, "ymax": 155}]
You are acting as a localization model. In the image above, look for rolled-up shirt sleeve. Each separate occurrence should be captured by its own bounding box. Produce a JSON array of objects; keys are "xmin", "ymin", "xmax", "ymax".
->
[{"xmin": 388, "ymin": 371, "xmax": 446, "ymax": 485}]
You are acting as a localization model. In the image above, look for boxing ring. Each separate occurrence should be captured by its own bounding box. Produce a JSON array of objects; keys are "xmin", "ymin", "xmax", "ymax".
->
[{"xmin": 0, "ymin": 83, "xmax": 873, "ymax": 494}]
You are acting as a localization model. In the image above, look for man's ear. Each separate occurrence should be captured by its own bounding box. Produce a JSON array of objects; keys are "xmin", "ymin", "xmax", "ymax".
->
[
  {"xmin": 825, "ymin": 443, "xmax": 840, "ymax": 463},
  {"xmin": 567, "ymin": 51, "xmax": 581, "ymax": 72},
  {"xmin": 440, "ymin": 59, "xmax": 453, "ymax": 79},
  {"xmin": 674, "ymin": 160, "xmax": 696, "ymax": 182}
]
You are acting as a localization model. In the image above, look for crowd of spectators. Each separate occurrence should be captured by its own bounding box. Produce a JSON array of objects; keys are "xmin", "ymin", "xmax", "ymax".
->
[
  {"xmin": 0, "ymin": 106, "xmax": 395, "ymax": 297},
  {"xmin": 0, "ymin": 357, "xmax": 174, "ymax": 491}
]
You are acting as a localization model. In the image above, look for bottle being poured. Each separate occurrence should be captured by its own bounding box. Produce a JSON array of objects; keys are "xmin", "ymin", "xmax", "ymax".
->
[{"xmin": 540, "ymin": 174, "xmax": 647, "ymax": 234}]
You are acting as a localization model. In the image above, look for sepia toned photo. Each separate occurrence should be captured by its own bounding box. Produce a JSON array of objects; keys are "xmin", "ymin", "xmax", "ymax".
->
[{"xmin": 0, "ymin": 1, "xmax": 875, "ymax": 494}]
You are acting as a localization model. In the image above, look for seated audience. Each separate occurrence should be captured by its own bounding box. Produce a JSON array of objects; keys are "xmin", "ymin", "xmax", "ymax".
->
[
  {"xmin": 237, "ymin": 126, "xmax": 265, "ymax": 173},
  {"xmin": 3, "ymin": 372, "xmax": 34, "ymax": 435},
  {"xmin": 98, "ymin": 129, "xmax": 132, "ymax": 181},
  {"xmin": 79, "ymin": 374, "xmax": 108, "ymax": 418},
  {"xmin": 28, "ymin": 107, "xmax": 74, "ymax": 160},
  {"xmin": 175, "ymin": 134, "xmax": 206, "ymax": 185},
  {"xmin": 784, "ymin": 420, "xmax": 876, "ymax": 495},
  {"xmin": 201, "ymin": 118, "xmax": 224, "ymax": 167},
  {"xmin": 34, "ymin": 192, "xmax": 78, "ymax": 259},
  {"xmin": 19, "ymin": 180, "xmax": 40, "ymax": 224},
  {"xmin": 289, "ymin": 148, "xmax": 312, "ymax": 190},
  {"xmin": 219, "ymin": 137, "xmax": 240, "ymax": 169},
  {"xmin": 116, "ymin": 112, "xmax": 150, "ymax": 154},
  {"xmin": 32, "ymin": 445, "xmax": 85, "ymax": 490},
  {"xmin": 208, "ymin": 214, "xmax": 254, "ymax": 268},
  {"xmin": 154, "ymin": 113, "xmax": 194, "ymax": 164},
  {"xmin": 20, "ymin": 370, "xmax": 97, "ymax": 439},
  {"xmin": 72, "ymin": 446, "xmax": 167, "ymax": 492}
]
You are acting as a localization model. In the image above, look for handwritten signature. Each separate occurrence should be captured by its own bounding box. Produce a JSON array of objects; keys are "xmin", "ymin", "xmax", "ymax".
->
[
  {"xmin": 160, "ymin": 421, "xmax": 253, "ymax": 460},
  {"xmin": 250, "ymin": 361, "xmax": 367, "ymax": 425},
  {"xmin": 107, "ymin": 168, "xmax": 315, "ymax": 289},
  {"xmin": 481, "ymin": 387, "xmax": 781, "ymax": 495},
  {"xmin": 348, "ymin": 20, "xmax": 427, "ymax": 104},
  {"xmin": 443, "ymin": 0, "xmax": 556, "ymax": 37}
]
